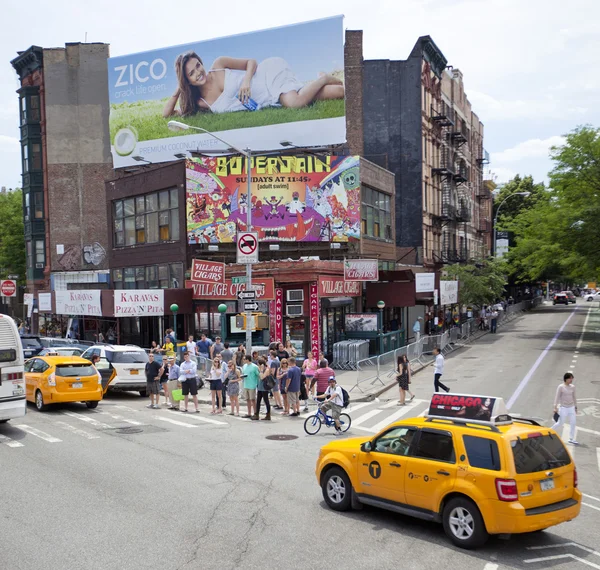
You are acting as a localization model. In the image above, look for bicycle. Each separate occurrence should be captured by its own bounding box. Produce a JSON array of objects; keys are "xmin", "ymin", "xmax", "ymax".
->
[{"xmin": 304, "ymin": 400, "xmax": 351, "ymax": 435}]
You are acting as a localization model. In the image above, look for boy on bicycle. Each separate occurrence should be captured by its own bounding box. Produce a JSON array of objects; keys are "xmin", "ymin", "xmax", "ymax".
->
[{"xmin": 316, "ymin": 376, "xmax": 344, "ymax": 435}]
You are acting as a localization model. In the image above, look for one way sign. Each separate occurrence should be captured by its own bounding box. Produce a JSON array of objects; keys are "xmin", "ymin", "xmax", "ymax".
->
[
  {"xmin": 236, "ymin": 232, "xmax": 259, "ymax": 264},
  {"xmin": 243, "ymin": 302, "xmax": 259, "ymax": 311}
]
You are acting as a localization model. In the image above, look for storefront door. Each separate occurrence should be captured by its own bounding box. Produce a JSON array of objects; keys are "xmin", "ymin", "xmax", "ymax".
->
[{"xmin": 284, "ymin": 317, "xmax": 308, "ymax": 358}]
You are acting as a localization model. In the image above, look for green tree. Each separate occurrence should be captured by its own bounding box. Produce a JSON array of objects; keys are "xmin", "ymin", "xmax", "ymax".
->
[
  {"xmin": 443, "ymin": 259, "xmax": 507, "ymax": 307},
  {"xmin": 0, "ymin": 189, "xmax": 26, "ymax": 284},
  {"xmin": 494, "ymin": 175, "xmax": 546, "ymax": 226}
]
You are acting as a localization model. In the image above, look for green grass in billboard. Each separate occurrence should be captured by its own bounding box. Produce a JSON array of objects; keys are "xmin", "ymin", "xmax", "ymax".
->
[{"xmin": 110, "ymin": 97, "xmax": 345, "ymax": 143}]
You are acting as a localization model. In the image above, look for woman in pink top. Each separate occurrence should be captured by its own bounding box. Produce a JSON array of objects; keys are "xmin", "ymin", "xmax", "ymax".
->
[{"xmin": 302, "ymin": 351, "xmax": 318, "ymax": 411}]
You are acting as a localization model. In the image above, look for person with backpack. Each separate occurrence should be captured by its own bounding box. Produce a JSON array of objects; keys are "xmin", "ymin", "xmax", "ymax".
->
[{"xmin": 315, "ymin": 376, "xmax": 345, "ymax": 435}]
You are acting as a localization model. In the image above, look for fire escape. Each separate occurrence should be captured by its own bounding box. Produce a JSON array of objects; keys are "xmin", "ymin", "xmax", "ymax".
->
[
  {"xmin": 476, "ymin": 148, "xmax": 491, "ymax": 256},
  {"xmin": 431, "ymin": 101, "xmax": 469, "ymax": 264}
]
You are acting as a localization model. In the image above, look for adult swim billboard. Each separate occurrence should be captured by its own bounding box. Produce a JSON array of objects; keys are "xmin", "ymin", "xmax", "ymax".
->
[
  {"xmin": 186, "ymin": 154, "xmax": 360, "ymax": 243},
  {"xmin": 108, "ymin": 16, "xmax": 346, "ymax": 168}
]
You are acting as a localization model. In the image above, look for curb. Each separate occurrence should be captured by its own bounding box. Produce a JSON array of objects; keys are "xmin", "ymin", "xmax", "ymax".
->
[{"xmin": 352, "ymin": 309, "xmax": 529, "ymax": 402}]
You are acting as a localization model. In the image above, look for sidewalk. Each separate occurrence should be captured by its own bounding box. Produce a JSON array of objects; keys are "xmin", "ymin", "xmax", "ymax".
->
[{"xmin": 335, "ymin": 303, "xmax": 536, "ymax": 403}]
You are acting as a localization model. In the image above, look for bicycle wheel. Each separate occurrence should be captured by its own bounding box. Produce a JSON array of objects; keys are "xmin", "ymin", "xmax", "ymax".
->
[
  {"xmin": 338, "ymin": 413, "xmax": 351, "ymax": 433},
  {"xmin": 304, "ymin": 414, "xmax": 322, "ymax": 435}
]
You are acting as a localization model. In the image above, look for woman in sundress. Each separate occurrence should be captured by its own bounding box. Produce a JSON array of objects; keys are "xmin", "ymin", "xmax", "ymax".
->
[
  {"xmin": 225, "ymin": 360, "xmax": 241, "ymax": 417},
  {"xmin": 163, "ymin": 52, "xmax": 344, "ymax": 118},
  {"xmin": 396, "ymin": 354, "xmax": 415, "ymax": 406}
]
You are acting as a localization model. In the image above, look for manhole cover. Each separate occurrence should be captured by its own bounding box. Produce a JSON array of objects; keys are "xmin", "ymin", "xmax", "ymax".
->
[
  {"xmin": 115, "ymin": 427, "xmax": 144, "ymax": 434},
  {"xmin": 265, "ymin": 434, "xmax": 298, "ymax": 441}
]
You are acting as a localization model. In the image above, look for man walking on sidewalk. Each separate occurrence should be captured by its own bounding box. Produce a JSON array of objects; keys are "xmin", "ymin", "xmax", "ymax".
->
[
  {"xmin": 490, "ymin": 309, "xmax": 499, "ymax": 333},
  {"xmin": 433, "ymin": 347, "xmax": 450, "ymax": 393},
  {"xmin": 551, "ymin": 373, "xmax": 578, "ymax": 444},
  {"xmin": 413, "ymin": 317, "xmax": 422, "ymax": 344}
]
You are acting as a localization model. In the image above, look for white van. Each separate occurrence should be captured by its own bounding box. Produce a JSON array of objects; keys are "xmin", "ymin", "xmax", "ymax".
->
[
  {"xmin": 0, "ymin": 315, "xmax": 26, "ymax": 423},
  {"xmin": 81, "ymin": 345, "xmax": 149, "ymax": 396}
]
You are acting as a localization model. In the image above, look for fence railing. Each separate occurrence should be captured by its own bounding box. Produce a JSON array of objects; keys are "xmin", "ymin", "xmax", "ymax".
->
[{"xmin": 348, "ymin": 297, "xmax": 541, "ymax": 393}]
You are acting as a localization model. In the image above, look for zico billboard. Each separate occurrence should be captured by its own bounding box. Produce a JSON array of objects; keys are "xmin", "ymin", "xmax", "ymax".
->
[
  {"xmin": 186, "ymin": 155, "xmax": 360, "ymax": 243},
  {"xmin": 107, "ymin": 16, "xmax": 345, "ymax": 168}
]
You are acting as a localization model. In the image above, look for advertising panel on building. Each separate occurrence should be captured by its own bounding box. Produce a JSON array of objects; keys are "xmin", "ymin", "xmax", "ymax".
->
[
  {"xmin": 440, "ymin": 280, "xmax": 459, "ymax": 305},
  {"xmin": 114, "ymin": 290, "xmax": 165, "ymax": 316},
  {"xmin": 186, "ymin": 278, "xmax": 275, "ymax": 301},
  {"xmin": 189, "ymin": 259, "xmax": 225, "ymax": 284},
  {"xmin": 186, "ymin": 155, "xmax": 360, "ymax": 243},
  {"xmin": 415, "ymin": 273, "xmax": 435, "ymax": 293},
  {"xmin": 55, "ymin": 290, "xmax": 102, "ymax": 316},
  {"xmin": 345, "ymin": 313, "xmax": 378, "ymax": 332},
  {"xmin": 108, "ymin": 16, "xmax": 345, "ymax": 167},
  {"xmin": 344, "ymin": 259, "xmax": 378, "ymax": 281},
  {"xmin": 38, "ymin": 293, "xmax": 52, "ymax": 312}
]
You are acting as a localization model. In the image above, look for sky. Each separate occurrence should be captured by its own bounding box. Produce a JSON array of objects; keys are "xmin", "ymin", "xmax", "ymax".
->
[{"xmin": 1, "ymin": 0, "xmax": 598, "ymax": 190}]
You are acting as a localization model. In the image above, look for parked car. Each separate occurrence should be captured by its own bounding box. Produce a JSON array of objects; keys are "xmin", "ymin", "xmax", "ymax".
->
[
  {"xmin": 562, "ymin": 291, "xmax": 576, "ymax": 304},
  {"xmin": 20, "ymin": 335, "xmax": 44, "ymax": 359},
  {"xmin": 585, "ymin": 292, "xmax": 600, "ymax": 302},
  {"xmin": 38, "ymin": 347, "xmax": 84, "ymax": 357},
  {"xmin": 553, "ymin": 293, "xmax": 569, "ymax": 305}
]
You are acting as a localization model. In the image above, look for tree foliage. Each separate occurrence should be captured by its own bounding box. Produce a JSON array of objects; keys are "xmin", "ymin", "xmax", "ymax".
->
[
  {"xmin": 443, "ymin": 259, "xmax": 507, "ymax": 307},
  {"xmin": 0, "ymin": 189, "xmax": 26, "ymax": 284},
  {"xmin": 503, "ymin": 126, "xmax": 600, "ymax": 284}
]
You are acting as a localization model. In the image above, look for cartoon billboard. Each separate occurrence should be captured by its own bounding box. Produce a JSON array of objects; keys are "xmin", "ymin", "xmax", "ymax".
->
[{"xmin": 186, "ymin": 155, "xmax": 360, "ymax": 243}]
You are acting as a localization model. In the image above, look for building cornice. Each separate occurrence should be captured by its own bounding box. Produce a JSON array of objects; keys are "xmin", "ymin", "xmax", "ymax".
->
[{"xmin": 11, "ymin": 46, "xmax": 43, "ymax": 80}]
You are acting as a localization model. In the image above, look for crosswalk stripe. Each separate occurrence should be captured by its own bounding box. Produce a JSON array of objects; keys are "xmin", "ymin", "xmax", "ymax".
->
[
  {"xmin": 154, "ymin": 416, "xmax": 197, "ymax": 428},
  {"xmin": 112, "ymin": 405, "xmax": 139, "ymax": 413},
  {"xmin": 597, "ymin": 448, "xmax": 600, "ymax": 473},
  {"xmin": 352, "ymin": 409, "xmax": 386, "ymax": 428},
  {"xmin": 15, "ymin": 424, "xmax": 62, "ymax": 443},
  {"xmin": 53, "ymin": 421, "xmax": 100, "ymax": 440},
  {"xmin": 0, "ymin": 433, "xmax": 24, "ymax": 447},
  {"xmin": 347, "ymin": 402, "xmax": 372, "ymax": 413},
  {"xmin": 381, "ymin": 400, "xmax": 401, "ymax": 409},
  {"xmin": 61, "ymin": 411, "xmax": 111, "ymax": 429},
  {"xmin": 370, "ymin": 401, "xmax": 427, "ymax": 433},
  {"xmin": 175, "ymin": 413, "xmax": 227, "ymax": 426},
  {"xmin": 96, "ymin": 412, "xmax": 143, "ymax": 426}
]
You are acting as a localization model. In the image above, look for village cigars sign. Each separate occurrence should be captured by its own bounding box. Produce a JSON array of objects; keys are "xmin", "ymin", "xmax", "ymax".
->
[
  {"xmin": 310, "ymin": 282, "xmax": 320, "ymax": 356},
  {"xmin": 318, "ymin": 276, "xmax": 361, "ymax": 297},
  {"xmin": 114, "ymin": 290, "xmax": 164, "ymax": 316},
  {"xmin": 344, "ymin": 259, "xmax": 378, "ymax": 281},
  {"xmin": 190, "ymin": 259, "xmax": 225, "ymax": 284},
  {"xmin": 186, "ymin": 277, "xmax": 275, "ymax": 301},
  {"xmin": 55, "ymin": 290, "xmax": 102, "ymax": 316}
]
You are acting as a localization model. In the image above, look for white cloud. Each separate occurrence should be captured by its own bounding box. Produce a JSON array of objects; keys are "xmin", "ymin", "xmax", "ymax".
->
[{"xmin": 491, "ymin": 136, "xmax": 566, "ymax": 164}]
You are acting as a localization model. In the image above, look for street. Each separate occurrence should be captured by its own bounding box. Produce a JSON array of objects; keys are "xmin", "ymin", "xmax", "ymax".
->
[{"xmin": 2, "ymin": 302, "xmax": 600, "ymax": 570}]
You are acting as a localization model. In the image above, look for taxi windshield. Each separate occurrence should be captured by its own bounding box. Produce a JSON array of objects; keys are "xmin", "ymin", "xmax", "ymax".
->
[
  {"xmin": 55, "ymin": 365, "xmax": 96, "ymax": 377},
  {"xmin": 511, "ymin": 434, "xmax": 571, "ymax": 473}
]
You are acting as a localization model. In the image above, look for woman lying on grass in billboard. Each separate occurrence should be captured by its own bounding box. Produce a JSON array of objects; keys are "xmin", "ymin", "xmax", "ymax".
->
[{"xmin": 163, "ymin": 52, "xmax": 344, "ymax": 117}]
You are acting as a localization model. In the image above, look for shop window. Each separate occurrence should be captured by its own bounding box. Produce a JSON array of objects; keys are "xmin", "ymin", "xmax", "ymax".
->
[
  {"xmin": 112, "ymin": 189, "xmax": 179, "ymax": 248},
  {"xmin": 361, "ymin": 186, "xmax": 392, "ymax": 242}
]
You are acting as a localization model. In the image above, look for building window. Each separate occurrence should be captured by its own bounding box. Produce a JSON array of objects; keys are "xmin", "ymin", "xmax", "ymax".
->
[
  {"xmin": 31, "ymin": 143, "xmax": 42, "ymax": 170},
  {"xmin": 24, "ymin": 192, "xmax": 30, "ymax": 221},
  {"xmin": 22, "ymin": 144, "xmax": 28, "ymax": 172},
  {"xmin": 34, "ymin": 192, "xmax": 44, "ymax": 219},
  {"xmin": 30, "ymin": 95, "xmax": 40, "ymax": 122},
  {"xmin": 26, "ymin": 241, "xmax": 32, "ymax": 269},
  {"xmin": 361, "ymin": 186, "xmax": 392, "ymax": 241},
  {"xmin": 423, "ymin": 180, "xmax": 428, "ymax": 213},
  {"xmin": 113, "ymin": 188, "xmax": 179, "ymax": 248},
  {"xmin": 35, "ymin": 240, "xmax": 45, "ymax": 266},
  {"xmin": 20, "ymin": 97, "xmax": 27, "ymax": 125},
  {"xmin": 112, "ymin": 262, "xmax": 184, "ymax": 290}
]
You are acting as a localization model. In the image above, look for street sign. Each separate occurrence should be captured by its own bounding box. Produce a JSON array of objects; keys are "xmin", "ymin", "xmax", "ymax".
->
[
  {"xmin": 243, "ymin": 301, "xmax": 259, "ymax": 311},
  {"xmin": 0, "ymin": 280, "xmax": 17, "ymax": 297},
  {"xmin": 7, "ymin": 274, "xmax": 19, "ymax": 280},
  {"xmin": 232, "ymin": 276, "xmax": 247, "ymax": 284},
  {"xmin": 236, "ymin": 232, "xmax": 259, "ymax": 264},
  {"xmin": 238, "ymin": 291, "xmax": 256, "ymax": 300}
]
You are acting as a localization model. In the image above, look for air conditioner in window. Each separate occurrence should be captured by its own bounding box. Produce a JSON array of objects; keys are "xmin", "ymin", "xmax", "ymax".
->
[
  {"xmin": 286, "ymin": 304, "xmax": 303, "ymax": 317},
  {"xmin": 286, "ymin": 289, "xmax": 304, "ymax": 302},
  {"xmin": 35, "ymin": 263, "xmax": 44, "ymax": 269}
]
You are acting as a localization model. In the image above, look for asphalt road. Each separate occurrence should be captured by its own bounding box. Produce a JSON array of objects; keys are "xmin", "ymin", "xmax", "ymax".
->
[{"xmin": 1, "ymin": 299, "xmax": 599, "ymax": 570}]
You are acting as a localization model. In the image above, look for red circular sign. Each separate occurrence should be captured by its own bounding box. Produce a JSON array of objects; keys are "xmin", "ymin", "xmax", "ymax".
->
[
  {"xmin": 238, "ymin": 233, "xmax": 257, "ymax": 254},
  {"xmin": 1, "ymin": 280, "xmax": 16, "ymax": 296}
]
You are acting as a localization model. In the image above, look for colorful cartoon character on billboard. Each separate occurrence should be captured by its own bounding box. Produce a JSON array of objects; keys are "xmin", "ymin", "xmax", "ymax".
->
[
  {"xmin": 286, "ymin": 191, "xmax": 305, "ymax": 215},
  {"xmin": 265, "ymin": 196, "xmax": 284, "ymax": 220}
]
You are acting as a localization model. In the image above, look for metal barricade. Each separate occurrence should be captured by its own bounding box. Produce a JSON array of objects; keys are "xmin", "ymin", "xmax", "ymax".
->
[{"xmin": 332, "ymin": 340, "xmax": 370, "ymax": 370}]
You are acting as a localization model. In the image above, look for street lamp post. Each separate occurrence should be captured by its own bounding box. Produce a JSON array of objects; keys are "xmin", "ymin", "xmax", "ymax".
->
[
  {"xmin": 167, "ymin": 121, "xmax": 254, "ymax": 355},
  {"xmin": 170, "ymin": 302, "xmax": 179, "ymax": 342},
  {"xmin": 377, "ymin": 300, "xmax": 385, "ymax": 354},
  {"xmin": 493, "ymin": 191, "xmax": 531, "ymax": 258}
]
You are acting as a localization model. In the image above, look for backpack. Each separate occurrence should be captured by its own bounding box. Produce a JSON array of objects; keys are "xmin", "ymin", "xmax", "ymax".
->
[{"xmin": 341, "ymin": 387, "xmax": 350, "ymax": 409}]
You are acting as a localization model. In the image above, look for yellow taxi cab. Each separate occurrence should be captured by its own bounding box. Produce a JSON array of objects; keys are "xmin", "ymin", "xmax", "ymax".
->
[
  {"xmin": 25, "ymin": 356, "xmax": 103, "ymax": 411},
  {"xmin": 316, "ymin": 393, "xmax": 581, "ymax": 549}
]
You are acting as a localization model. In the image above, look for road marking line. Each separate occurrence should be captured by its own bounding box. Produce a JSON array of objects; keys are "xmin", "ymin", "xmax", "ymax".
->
[
  {"xmin": 96, "ymin": 412, "xmax": 143, "ymax": 426},
  {"xmin": 576, "ymin": 306, "xmax": 593, "ymax": 350},
  {"xmin": 154, "ymin": 416, "xmax": 197, "ymax": 428},
  {"xmin": 583, "ymin": 502, "xmax": 600, "ymax": 513},
  {"xmin": 507, "ymin": 309, "xmax": 578, "ymax": 409},
  {"xmin": 370, "ymin": 400, "xmax": 428, "ymax": 433},
  {"xmin": 576, "ymin": 426, "xmax": 600, "ymax": 437},
  {"xmin": 15, "ymin": 424, "xmax": 62, "ymax": 443},
  {"xmin": 175, "ymin": 413, "xmax": 227, "ymax": 426},
  {"xmin": 53, "ymin": 421, "xmax": 100, "ymax": 440},
  {"xmin": 347, "ymin": 402, "xmax": 372, "ymax": 413},
  {"xmin": 351, "ymin": 409, "xmax": 384, "ymax": 427},
  {"xmin": 527, "ymin": 542, "xmax": 600, "ymax": 556},
  {"xmin": 483, "ymin": 564, "xmax": 498, "ymax": 570},
  {"xmin": 524, "ymin": 554, "xmax": 600, "ymax": 568},
  {"xmin": 113, "ymin": 405, "xmax": 139, "ymax": 412},
  {"xmin": 583, "ymin": 493, "xmax": 600, "ymax": 503},
  {"xmin": 598, "ymin": 448, "xmax": 600, "ymax": 473},
  {"xmin": 0, "ymin": 433, "xmax": 24, "ymax": 447},
  {"xmin": 353, "ymin": 425, "xmax": 377, "ymax": 433},
  {"xmin": 61, "ymin": 411, "xmax": 111, "ymax": 429}
]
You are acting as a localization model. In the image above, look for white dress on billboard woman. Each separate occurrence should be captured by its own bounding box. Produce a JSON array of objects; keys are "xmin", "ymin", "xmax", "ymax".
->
[{"xmin": 201, "ymin": 58, "xmax": 304, "ymax": 113}]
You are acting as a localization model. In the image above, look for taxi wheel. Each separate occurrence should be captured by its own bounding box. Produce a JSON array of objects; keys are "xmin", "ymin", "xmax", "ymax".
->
[
  {"xmin": 35, "ymin": 390, "xmax": 48, "ymax": 412},
  {"xmin": 86, "ymin": 401, "xmax": 99, "ymax": 409},
  {"xmin": 322, "ymin": 467, "xmax": 352, "ymax": 512},
  {"xmin": 442, "ymin": 497, "xmax": 488, "ymax": 549}
]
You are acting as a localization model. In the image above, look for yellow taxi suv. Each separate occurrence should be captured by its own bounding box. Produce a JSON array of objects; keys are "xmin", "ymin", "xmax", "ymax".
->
[
  {"xmin": 316, "ymin": 393, "xmax": 581, "ymax": 549},
  {"xmin": 25, "ymin": 356, "xmax": 103, "ymax": 411}
]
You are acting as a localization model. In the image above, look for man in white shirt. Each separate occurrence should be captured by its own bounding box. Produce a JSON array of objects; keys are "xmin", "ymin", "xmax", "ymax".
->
[
  {"xmin": 432, "ymin": 347, "xmax": 450, "ymax": 393},
  {"xmin": 316, "ymin": 376, "xmax": 344, "ymax": 435},
  {"xmin": 551, "ymin": 373, "xmax": 578, "ymax": 444},
  {"xmin": 413, "ymin": 317, "xmax": 422, "ymax": 343},
  {"xmin": 186, "ymin": 335, "xmax": 197, "ymax": 357},
  {"xmin": 179, "ymin": 352, "xmax": 199, "ymax": 413}
]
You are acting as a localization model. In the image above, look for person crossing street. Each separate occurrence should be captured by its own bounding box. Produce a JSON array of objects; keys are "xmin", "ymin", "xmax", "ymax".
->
[
  {"xmin": 551, "ymin": 373, "xmax": 578, "ymax": 444},
  {"xmin": 433, "ymin": 347, "xmax": 450, "ymax": 393}
]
